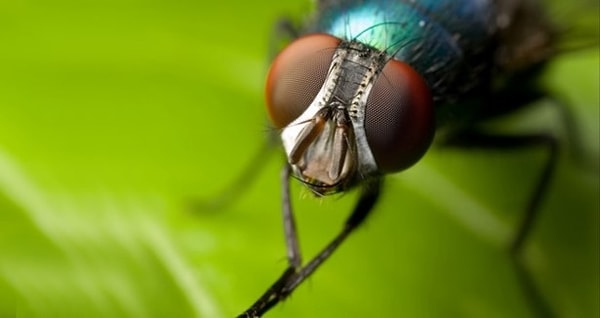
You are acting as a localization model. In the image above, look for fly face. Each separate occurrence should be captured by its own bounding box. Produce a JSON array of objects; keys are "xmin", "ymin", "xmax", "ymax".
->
[
  {"xmin": 282, "ymin": 102, "xmax": 358, "ymax": 195},
  {"xmin": 266, "ymin": 33, "xmax": 435, "ymax": 195}
]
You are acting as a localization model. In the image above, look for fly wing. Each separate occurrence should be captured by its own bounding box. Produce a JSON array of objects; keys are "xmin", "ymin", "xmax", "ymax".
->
[
  {"xmin": 314, "ymin": 0, "xmax": 363, "ymax": 13},
  {"xmin": 494, "ymin": 0, "xmax": 599, "ymax": 72},
  {"xmin": 493, "ymin": 0, "xmax": 557, "ymax": 71},
  {"xmin": 315, "ymin": 0, "xmax": 343, "ymax": 10},
  {"xmin": 545, "ymin": 0, "xmax": 600, "ymax": 50}
]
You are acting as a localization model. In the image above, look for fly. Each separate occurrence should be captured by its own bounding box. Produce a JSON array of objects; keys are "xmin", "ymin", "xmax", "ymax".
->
[{"xmin": 236, "ymin": 0, "xmax": 574, "ymax": 317}]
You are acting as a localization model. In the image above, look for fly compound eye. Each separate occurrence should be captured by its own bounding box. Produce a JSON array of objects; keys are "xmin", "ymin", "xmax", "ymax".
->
[
  {"xmin": 266, "ymin": 34, "xmax": 341, "ymax": 128},
  {"xmin": 365, "ymin": 59, "xmax": 435, "ymax": 173}
]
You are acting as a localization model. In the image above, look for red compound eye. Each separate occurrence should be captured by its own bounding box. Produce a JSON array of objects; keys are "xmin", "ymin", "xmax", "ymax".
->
[
  {"xmin": 265, "ymin": 33, "xmax": 340, "ymax": 128},
  {"xmin": 364, "ymin": 59, "xmax": 434, "ymax": 173},
  {"xmin": 266, "ymin": 33, "xmax": 434, "ymax": 174}
]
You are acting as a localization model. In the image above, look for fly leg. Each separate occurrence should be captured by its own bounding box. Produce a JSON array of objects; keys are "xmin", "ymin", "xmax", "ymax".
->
[
  {"xmin": 268, "ymin": 17, "xmax": 300, "ymax": 60},
  {"xmin": 443, "ymin": 131, "xmax": 558, "ymax": 318},
  {"xmin": 237, "ymin": 165, "xmax": 301, "ymax": 318},
  {"xmin": 192, "ymin": 131, "xmax": 279, "ymax": 211},
  {"xmin": 238, "ymin": 167, "xmax": 382, "ymax": 318},
  {"xmin": 193, "ymin": 16, "xmax": 300, "ymax": 212}
]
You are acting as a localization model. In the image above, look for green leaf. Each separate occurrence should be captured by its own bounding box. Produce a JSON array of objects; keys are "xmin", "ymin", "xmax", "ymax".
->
[{"xmin": 0, "ymin": 1, "xmax": 597, "ymax": 318}]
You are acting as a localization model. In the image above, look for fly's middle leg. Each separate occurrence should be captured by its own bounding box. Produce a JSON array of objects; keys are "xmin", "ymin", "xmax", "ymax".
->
[
  {"xmin": 443, "ymin": 129, "xmax": 559, "ymax": 318},
  {"xmin": 238, "ymin": 169, "xmax": 383, "ymax": 317}
]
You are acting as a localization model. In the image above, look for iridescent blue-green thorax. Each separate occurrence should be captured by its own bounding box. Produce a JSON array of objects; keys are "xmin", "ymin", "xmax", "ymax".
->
[
  {"xmin": 308, "ymin": 0, "xmax": 497, "ymax": 101},
  {"xmin": 268, "ymin": 0, "xmax": 507, "ymax": 194}
]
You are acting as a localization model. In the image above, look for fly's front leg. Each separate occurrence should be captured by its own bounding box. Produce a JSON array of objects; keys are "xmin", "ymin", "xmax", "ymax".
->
[
  {"xmin": 195, "ymin": 15, "xmax": 300, "ymax": 213},
  {"xmin": 443, "ymin": 130, "xmax": 558, "ymax": 318},
  {"xmin": 236, "ymin": 165, "xmax": 302, "ymax": 318},
  {"xmin": 268, "ymin": 18, "xmax": 301, "ymax": 61},
  {"xmin": 194, "ymin": 130, "xmax": 279, "ymax": 212},
  {"xmin": 280, "ymin": 177, "xmax": 382, "ymax": 295},
  {"xmin": 238, "ymin": 173, "xmax": 383, "ymax": 317}
]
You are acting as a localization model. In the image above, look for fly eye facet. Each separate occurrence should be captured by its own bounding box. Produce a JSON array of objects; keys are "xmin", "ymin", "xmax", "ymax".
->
[
  {"xmin": 266, "ymin": 34, "xmax": 340, "ymax": 128},
  {"xmin": 365, "ymin": 59, "xmax": 434, "ymax": 173}
]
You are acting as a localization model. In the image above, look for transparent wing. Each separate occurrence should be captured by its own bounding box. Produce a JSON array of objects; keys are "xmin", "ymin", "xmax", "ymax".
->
[{"xmin": 495, "ymin": 0, "xmax": 598, "ymax": 71}]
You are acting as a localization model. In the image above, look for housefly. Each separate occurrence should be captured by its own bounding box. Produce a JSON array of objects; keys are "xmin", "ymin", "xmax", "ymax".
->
[{"xmin": 232, "ymin": 0, "xmax": 597, "ymax": 317}]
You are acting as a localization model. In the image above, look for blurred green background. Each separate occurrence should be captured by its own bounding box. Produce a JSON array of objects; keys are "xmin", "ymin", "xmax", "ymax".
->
[{"xmin": 0, "ymin": 1, "xmax": 598, "ymax": 317}]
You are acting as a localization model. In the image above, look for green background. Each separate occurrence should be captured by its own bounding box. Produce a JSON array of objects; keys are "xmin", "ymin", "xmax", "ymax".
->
[{"xmin": 0, "ymin": 1, "xmax": 598, "ymax": 317}]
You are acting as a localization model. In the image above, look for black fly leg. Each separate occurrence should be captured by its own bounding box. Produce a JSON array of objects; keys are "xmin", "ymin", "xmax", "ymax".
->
[
  {"xmin": 195, "ymin": 17, "xmax": 300, "ymax": 213},
  {"xmin": 268, "ymin": 18, "xmax": 300, "ymax": 61},
  {"xmin": 238, "ymin": 175, "xmax": 383, "ymax": 318},
  {"xmin": 195, "ymin": 131, "xmax": 279, "ymax": 211},
  {"xmin": 281, "ymin": 177, "xmax": 382, "ymax": 295},
  {"xmin": 237, "ymin": 166, "xmax": 301, "ymax": 318},
  {"xmin": 444, "ymin": 131, "xmax": 558, "ymax": 318},
  {"xmin": 280, "ymin": 166, "xmax": 302, "ymax": 269}
]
